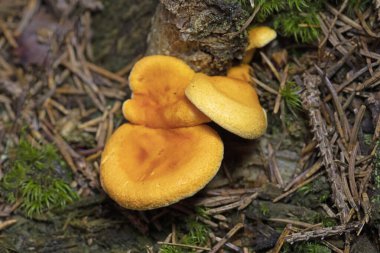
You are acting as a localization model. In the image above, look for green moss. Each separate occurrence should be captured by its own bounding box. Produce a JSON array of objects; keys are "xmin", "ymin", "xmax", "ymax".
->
[
  {"xmin": 297, "ymin": 183, "xmax": 313, "ymax": 195},
  {"xmin": 274, "ymin": 11, "xmax": 320, "ymax": 43},
  {"xmin": 281, "ymin": 81, "xmax": 302, "ymax": 110},
  {"xmin": 1, "ymin": 138, "xmax": 78, "ymax": 217},
  {"xmin": 159, "ymin": 245, "xmax": 183, "ymax": 253},
  {"xmin": 194, "ymin": 206, "xmax": 210, "ymax": 219},
  {"xmin": 259, "ymin": 202, "xmax": 270, "ymax": 216},
  {"xmin": 256, "ymin": 0, "xmax": 288, "ymax": 21},
  {"xmin": 235, "ymin": 0, "xmax": 324, "ymax": 43},
  {"xmin": 363, "ymin": 134, "xmax": 373, "ymax": 146},
  {"xmin": 159, "ymin": 219, "xmax": 210, "ymax": 253},
  {"xmin": 291, "ymin": 176, "xmax": 332, "ymax": 208},
  {"xmin": 181, "ymin": 220, "xmax": 209, "ymax": 246}
]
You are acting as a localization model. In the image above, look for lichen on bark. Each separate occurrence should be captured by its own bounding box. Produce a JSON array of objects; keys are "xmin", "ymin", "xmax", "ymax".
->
[{"xmin": 147, "ymin": 0, "xmax": 249, "ymax": 75}]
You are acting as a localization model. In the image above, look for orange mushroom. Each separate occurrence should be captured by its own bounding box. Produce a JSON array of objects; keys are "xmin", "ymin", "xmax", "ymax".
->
[
  {"xmin": 226, "ymin": 64, "xmax": 254, "ymax": 83},
  {"xmin": 100, "ymin": 123, "xmax": 223, "ymax": 210},
  {"xmin": 122, "ymin": 55, "xmax": 210, "ymax": 128},
  {"xmin": 243, "ymin": 26, "xmax": 277, "ymax": 63},
  {"xmin": 185, "ymin": 73, "xmax": 267, "ymax": 139}
]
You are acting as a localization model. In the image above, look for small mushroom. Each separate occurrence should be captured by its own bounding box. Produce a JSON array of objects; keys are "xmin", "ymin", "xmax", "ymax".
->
[
  {"xmin": 100, "ymin": 123, "xmax": 224, "ymax": 210},
  {"xmin": 227, "ymin": 64, "xmax": 254, "ymax": 83},
  {"xmin": 185, "ymin": 73, "xmax": 267, "ymax": 139},
  {"xmin": 243, "ymin": 26, "xmax": 277, "ymax": 63},
  {"xmin": 122, "ymin": 55, "xmax": 210, "ymax": 128}
]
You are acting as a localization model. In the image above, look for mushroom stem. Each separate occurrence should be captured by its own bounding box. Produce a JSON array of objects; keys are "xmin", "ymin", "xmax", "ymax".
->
[{"xmin": 242, "ymin": 48, "xmax": 256, "ymax": 64}]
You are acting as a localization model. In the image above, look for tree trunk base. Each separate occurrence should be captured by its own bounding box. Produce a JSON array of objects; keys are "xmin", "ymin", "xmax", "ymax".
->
[{"xmin": 147, "ymin": 0, "xmax": 249, "ymax": 75}]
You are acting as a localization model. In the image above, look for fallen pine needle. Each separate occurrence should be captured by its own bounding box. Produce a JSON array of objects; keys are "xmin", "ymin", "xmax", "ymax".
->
[{"xmin": 157, "ymin": 242, "xmax": 211, "ymax": 251}]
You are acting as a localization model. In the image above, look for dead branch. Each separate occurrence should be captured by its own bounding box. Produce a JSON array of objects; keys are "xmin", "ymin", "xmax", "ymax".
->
[{"xmin": 301, "ymin": 73, "xmax": 350, "ymax": 223}]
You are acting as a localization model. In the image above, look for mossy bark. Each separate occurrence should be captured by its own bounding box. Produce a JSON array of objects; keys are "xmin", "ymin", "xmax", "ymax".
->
[{"xmin": 147, "ymin": 0, "xmax": 249, "ymax": 75}]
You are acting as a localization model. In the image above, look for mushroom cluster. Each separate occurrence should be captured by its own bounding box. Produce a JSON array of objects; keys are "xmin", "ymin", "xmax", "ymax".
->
[{"xmin": 100, "ymin": 27, "xmax": 276, "ymax": 210}]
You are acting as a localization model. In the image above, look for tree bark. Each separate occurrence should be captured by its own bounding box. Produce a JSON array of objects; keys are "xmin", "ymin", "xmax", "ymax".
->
[{"xmin": 147, "ymin": 0, "xmax": 249, "ymax": 75}]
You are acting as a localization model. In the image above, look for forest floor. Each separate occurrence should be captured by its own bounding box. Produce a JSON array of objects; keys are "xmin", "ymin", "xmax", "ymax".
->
[{"xmin": 0, "ymin": 0, "xmax": 379, "ymax": 252}]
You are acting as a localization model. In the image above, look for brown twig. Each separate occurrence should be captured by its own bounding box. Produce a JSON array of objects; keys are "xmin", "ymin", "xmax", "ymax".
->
[
  {"xmin": 210, "ymin": 223, "xmax": 244, "ymax": 253},
  {"xmin": 285, "ymin": 222, "xmax": 362, "ymax": 243},
  {"xmin": 302, "ymin": 73, "xmax": 350, "ymax": 223}
]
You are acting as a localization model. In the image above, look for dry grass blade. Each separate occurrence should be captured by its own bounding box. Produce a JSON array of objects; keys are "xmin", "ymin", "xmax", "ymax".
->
[
  {"xmin": 325, "ymin": 4, "xmax": 363, "ymax": 30},
  {"xmin": 348, "ymin": 143, "xmax": 360, "ymax": 203},
  {"xmin": 273, "ymin": 171, "xmax": 324, "ymax": 203},
  {"xmin": 271, "ymin": 224, "xmax": 292, "ymax": 253},
  {"xmin": 268, "ymin": 219, "xmax": 317, "ymax": 229},
  {"xmin": 318, "ymin": 14, "xmax": 348, "ymax": 55},
  {"xmin": 284, "ymin": 159, "xmax": 323, "ymax": 192},
  {"xmin": 0, "ymin": 19, "xmax": 17, "ymax": 48},
  {"xmin": 357, "ymin": 69, "xmax": 380, "ymax": 91},
  {"xmin": 14, "ymin": 0, "xmax": 40, "ymax": 36},
  {"xmin": 238, "ymin": 192, "xmax": 259, "ymax": 210},
  {"xmin": 324, "ymin": 61, "xmax": 380, "ymax": 102},
  {"xmin": 323, "ymin": 241, "xmax": 344, "ymax": 253},
  {"xmin": 349, "ymin": 105, "xmax": 366, "ymax": 150},
  {"xmin": 273, "ymin": 65, "xmax": 288, "ymax": 114},
  {"xmin": 355, "ymin": 9, "xmax": 380, "ymax": 38},
  {"xmin": 85, "ymin": 61, "xmax": 127, "ymax": 84},
  {"xmin": 0, "ymin": 219, "xmax": 17, "ymax": 231},
  {"xmin": 260, "ymin": 52, "xmax": 281, "ymax": 82},
  {"xmin": 195, "ymin": 196, "xmax": 241, "ymax": 207},
  {"xmin": 205, "ymin": 188, "xmax": 258, "ymax": 196},
  {"xmin": 252, "ymin": 76, "xmax": 279, "ymax": 95},
  {"xmin": 267, "ymin": 143, "xmax": 284, "ymax": 187},
  {"xmin": 315, "ymin": 65, "xmax": 351, "ymax": 141},
  {"xmin": 40, "ymin": 122, "xmax": 77, "ymax": 173},
  {"xmin": 210, "ymin": 223, "xmax": 244, "ymax": 253},
  {"xmin": 319, "ymin": 0, "xmax": 349, "ymax": 49},
  {"xmin": 205, "ymin": 201, "xmax": 242, "ymax": 215},
  {"xmin": 157, "ymin": 242, "xmax": 211, "ymax": 251}
]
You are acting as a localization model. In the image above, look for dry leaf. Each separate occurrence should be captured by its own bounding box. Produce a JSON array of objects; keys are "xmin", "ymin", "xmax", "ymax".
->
[{"xmin": 15, "ymin": 8, "xmax": 71, "ymax": 66}]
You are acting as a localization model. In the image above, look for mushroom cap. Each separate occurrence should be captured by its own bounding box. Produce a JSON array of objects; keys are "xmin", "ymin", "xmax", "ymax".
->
[
  {"xmin": 227, "ymin": 64, "xmax": 253, "ymax": 83},
  {"xmin": 185, "ymin": 73, "xmax": 267, "ymax": 139},
  {"xmin": 122, "ymin": 55, "xmax": 210, "ymax": 128},
  {"xmin": 100, "ymin": 123, "xmax": 223, "ymax": 210},
  {"xmin": 247, "ymin": 26, "xmax": 277, "ymax": 50}
]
